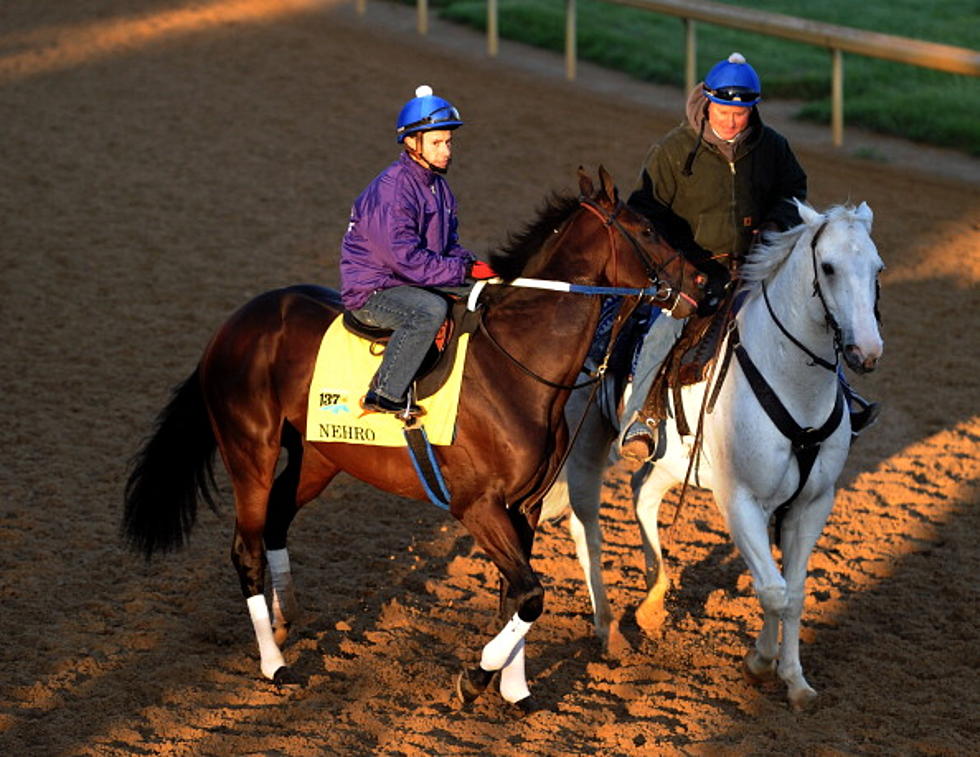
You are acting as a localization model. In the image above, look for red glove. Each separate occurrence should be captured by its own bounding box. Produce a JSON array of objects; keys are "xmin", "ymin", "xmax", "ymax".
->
[{"xmin": 469, "ymin": 260, "xmax": 498, "ymax": 280}]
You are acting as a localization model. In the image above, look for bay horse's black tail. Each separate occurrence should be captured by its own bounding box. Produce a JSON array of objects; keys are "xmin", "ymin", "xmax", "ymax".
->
[{"xmin": 122, "ymin": 366, "xmax": 219, "ymax": 559}]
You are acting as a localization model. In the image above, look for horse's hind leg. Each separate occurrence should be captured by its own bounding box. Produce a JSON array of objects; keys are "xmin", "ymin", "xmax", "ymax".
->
[
  {"xmin": 227, "ymin": 452, "xmax": 289, "ymax": 683},
  {"xmin": 218, "ymin": 417, "xmax": 303, "ymax": 685},
  {"xmin": 263, "ymin": 423, "xmax": 307, "ymax": 646},
  {"xmin": 264, "ymin": 426, "xmax": 342, "ymax": 648}
]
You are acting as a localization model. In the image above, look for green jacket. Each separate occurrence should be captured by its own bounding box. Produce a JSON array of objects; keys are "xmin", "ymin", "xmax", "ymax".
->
[{"xmin": 629, "ymin": 91, "xmax": 807, "ymax": 264}]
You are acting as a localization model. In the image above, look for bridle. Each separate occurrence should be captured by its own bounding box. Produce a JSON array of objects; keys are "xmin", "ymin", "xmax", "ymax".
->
[
  {"xmin": 474, "ymin": 196, "xmax": 701, "ymax": 392},
  {"xmin": 761, "ymin": 220, "xmax": 842, "ymax": 372},
  {"xmin": 578, "ymin": 196, "xmax": 699, "ymax": 313}
]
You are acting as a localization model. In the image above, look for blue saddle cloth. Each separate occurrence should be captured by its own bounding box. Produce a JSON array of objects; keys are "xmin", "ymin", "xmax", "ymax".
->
[{"xmin": 585, "ymin": 297, "xmax": 659, "ymax": 429}]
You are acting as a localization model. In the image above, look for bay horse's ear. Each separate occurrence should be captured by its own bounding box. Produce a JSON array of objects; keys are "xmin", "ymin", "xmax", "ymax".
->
[
  {"xmin": 597, "ymin": 165, "xmax": 619, "ymax": 206},
  {"xmin": 577, "ymin": 165, "xmax": 595, "ymax": 198}
]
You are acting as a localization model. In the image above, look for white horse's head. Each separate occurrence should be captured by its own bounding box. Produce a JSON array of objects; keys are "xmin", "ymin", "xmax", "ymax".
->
[{"xmin": 796, "ymin": 200, "xmax": 884, "ymax": 373}]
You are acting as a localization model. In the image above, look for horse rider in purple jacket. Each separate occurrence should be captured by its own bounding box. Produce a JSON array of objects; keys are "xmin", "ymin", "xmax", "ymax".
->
[{"xmin": 341, "ymin": 85, "xmax": 496, "ymax": 418}]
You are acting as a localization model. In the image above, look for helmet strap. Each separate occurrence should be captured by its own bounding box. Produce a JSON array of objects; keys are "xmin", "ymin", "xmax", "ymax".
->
[{"xmin": 404, "ymin": 132, "xmax": 449, "ymax": 175}]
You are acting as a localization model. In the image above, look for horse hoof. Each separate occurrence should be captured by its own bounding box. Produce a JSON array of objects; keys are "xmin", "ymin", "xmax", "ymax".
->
[
  {"xmin": 635, "ymin": 598, "xmax": 667, "ymax": 634},
  {"xmin": 508, "ymin": 696, "xmax": 541, "ymax": 717},
  {"xmin": 742, "ymin": 651, "xmax": 778, "ymax": 684},
  {"xmin": 272, "ymin": 666, "xmax": 302, "ymax": 689},
  {"xmin": 789, "ymin": 685, "xmax": 818, "ymax": 712},
  {"xmin": 603, "ymin": 619, "xmax": 633, "ymax": 658},
  {"xmin": 455, "ymin": 667, "xmax": 495, "ymax": 706}
]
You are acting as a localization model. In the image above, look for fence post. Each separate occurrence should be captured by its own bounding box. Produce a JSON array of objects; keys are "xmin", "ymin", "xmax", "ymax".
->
[
  {"xmin": 418, "ymin": 0, "xmax": 428, "ymax": 35},
  {"xmin": 488, "ymin": 0, "xmax": 498, "ymax": 57},
  {"xmin": 831, "ymin": 48, "xmax": 843, "ymax": 146},
  {"xmin": 684, "ymin": 18, "xmax": 697, "ymax": 92},
  {"xmin": 565, "ymin": 0, "xmax": 577, "ymax": 80}
]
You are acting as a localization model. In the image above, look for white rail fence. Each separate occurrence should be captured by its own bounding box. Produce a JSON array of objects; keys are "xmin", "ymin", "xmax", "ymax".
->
[{"xmin": 358, "ymin": 0, "xmax": 980, "ymax": 147}]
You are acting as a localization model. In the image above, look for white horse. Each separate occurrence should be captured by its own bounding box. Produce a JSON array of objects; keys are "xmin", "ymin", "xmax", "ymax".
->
[{"xmin": 542, "ymin": 200, "xmax": 884, "ymax": 711}]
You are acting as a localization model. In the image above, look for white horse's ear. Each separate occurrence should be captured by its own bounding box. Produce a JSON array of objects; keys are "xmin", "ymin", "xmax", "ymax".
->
[
  {"xmin": 855, "ymin": 201, "xmax": 874, "ymax": 229},
  {"xmin": 794, "ymin": 198, "xmax": 823, "ymax": 228}
]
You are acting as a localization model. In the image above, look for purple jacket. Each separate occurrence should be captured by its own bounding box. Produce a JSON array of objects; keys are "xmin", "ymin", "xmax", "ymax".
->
[{"xmin": 340, "ymin": 152, "xmax": 475, "ymax": 310}]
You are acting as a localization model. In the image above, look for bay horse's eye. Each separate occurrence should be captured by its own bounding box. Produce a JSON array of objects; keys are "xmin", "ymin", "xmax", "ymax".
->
[{"xmin": 821, "ymin": 262, "xmax": 835, "ymax": 276}]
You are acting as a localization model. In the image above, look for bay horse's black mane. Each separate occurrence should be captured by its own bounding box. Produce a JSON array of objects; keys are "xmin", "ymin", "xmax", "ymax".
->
[{"xmin": 486, "ymin": 192, "xmax": 580, "ymax": 281}]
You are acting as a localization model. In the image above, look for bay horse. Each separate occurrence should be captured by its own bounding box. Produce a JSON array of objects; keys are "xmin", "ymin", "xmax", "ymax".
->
[
  {"xmin": 122, "ymin": 167, "xmax": 722, "ymax": 711},
  {"xmin": 542, "ymin": 200, "xmax": 884, "ymax": 711}
]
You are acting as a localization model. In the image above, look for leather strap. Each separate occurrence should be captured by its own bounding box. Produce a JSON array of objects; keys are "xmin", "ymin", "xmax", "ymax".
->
[
  {"xmin": 732, "ymin": 324, "xmax": 844, "ymax": 513},
  {"xmin": 403, "ymin": 426, "xmax": 452, "ymax": 510}
]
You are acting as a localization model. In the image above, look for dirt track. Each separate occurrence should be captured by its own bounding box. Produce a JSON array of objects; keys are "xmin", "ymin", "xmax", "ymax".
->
[{"xmin": 1, "ymin": 1, "xmax": 978, "ymax": 754}]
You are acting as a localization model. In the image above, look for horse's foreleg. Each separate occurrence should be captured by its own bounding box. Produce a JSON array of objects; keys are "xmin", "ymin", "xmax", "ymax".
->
[
  {"xmin": 772, "ymin": 491, "xmax": 835, "ymax": 711},
  {"xmin": 724, "ymin": 492, "xmax": 787, "ymax": 685},
  {"xmin": 456, "ymin": 501, "xmax": 542, "ymax": 708},
  {"xmin": 632, "ymin": 466, "xmax": 674, "ymax": 633},
  {"xmin": 499, "ymin": 639, "xmax": 534, "ymax": 710}
]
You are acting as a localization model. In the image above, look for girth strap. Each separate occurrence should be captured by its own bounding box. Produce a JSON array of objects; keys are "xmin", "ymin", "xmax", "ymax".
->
[{"xmin": 732, "ymin": 324, "xmax": 844, "ymax": 514}]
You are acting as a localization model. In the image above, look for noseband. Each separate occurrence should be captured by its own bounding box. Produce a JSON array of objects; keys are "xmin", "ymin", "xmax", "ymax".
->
[{"xmin": 578, "ymin": 197, "xmax": 697, "ymax": 311}]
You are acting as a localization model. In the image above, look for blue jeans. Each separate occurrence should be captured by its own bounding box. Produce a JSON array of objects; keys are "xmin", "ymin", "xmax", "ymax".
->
[
  {"xmin": 621, "ymin": 311, "xmax": 684, "ymax": 430},
  {"xmin": 351, "ymin": 286, "xmax": 449, "ymax": 402}
]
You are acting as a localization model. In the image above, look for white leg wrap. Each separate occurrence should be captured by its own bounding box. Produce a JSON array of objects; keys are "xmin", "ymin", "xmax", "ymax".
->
[
  {"xmin": 498, "ymin": 638, "xmax": 531, "ymax": 703},
  {"xmin": 480, "ymin": 612, "xmax": 532, "ymax": 671},
  {"xmin": 246, "ymin": 594, "xmax": 286, "ymax": 679}
]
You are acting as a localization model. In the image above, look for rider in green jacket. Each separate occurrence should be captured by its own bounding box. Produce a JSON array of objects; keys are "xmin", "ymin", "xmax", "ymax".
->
[
  {"xmin": 621, "ymin": 52, "xmax": 879, "ymax": 460},
  {"xmin": 629, "ymin": 53, "xmax": 806, "ymax": 268}
]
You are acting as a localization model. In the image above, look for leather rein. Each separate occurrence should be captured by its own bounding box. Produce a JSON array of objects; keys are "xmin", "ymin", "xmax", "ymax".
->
[
  {"xmin": 473, "ymin": 196, "xmax": 693, "ymax": 517},
  {"xmin": 476, "ymin": 196, "xmax": 695, "ymax": 392}
]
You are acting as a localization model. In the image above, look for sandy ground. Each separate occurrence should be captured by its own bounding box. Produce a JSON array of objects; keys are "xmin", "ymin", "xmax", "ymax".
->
[{"xmin": 1, "ymin": 1, "xmax": 978, "ymax": 754}]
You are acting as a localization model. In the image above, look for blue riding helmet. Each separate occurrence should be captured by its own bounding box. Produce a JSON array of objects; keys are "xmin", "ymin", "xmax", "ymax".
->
[
  {"xmin": 703, "ymin": 52, "xmax": 762, "ymax": 107},
  {"xmin": 395, "ymin": 85, "xmax": 464, "ymax": 143}
]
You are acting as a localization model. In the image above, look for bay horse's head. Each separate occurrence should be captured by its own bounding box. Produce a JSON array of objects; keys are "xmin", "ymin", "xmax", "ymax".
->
[
  {"xmin": 798, "ymin": 200, "xmax": 884, "ymax": 373},
  {"xmin": 576, "ymin": 166, "xmax": 715, "ymax": 319}
]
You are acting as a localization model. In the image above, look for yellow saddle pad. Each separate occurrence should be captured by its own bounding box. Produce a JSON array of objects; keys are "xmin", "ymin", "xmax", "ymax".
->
[{"xmin": 306, "ymin": 317, "xmax": 469, "ymax": 447}]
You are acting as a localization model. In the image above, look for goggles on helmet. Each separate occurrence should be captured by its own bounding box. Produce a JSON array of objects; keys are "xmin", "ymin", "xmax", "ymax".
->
[
  {"xmin": 396, "ymin": 104, "xmax": 462, "ymax": 138},
  {"xmin": 704, "ymin": 85, "xmax": 760, "ymax": 105}
]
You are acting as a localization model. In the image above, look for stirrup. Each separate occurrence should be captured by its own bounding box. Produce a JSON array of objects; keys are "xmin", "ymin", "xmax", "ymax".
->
[
  {"xmin": 850, "ymin": 401, "xmax": 881, "ymax": 437},
  {"xmin": 620, "ymin": 417, "xmax": 658, "ymax": 462},
  {"xmin": 361, "ymin": 390, "xmax": 425, "ymax": 419}
]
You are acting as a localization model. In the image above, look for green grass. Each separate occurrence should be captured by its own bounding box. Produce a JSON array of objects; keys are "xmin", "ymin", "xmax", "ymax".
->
[{"xmin": 420, "ymin": 0, "xmax": 980, "ymax": 156}]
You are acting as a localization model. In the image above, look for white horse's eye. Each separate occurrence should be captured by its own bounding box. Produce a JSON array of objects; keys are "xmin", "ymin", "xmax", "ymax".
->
[{"xmin": 821, "ymin": 262, "xmax": 835, "ymax": 276}]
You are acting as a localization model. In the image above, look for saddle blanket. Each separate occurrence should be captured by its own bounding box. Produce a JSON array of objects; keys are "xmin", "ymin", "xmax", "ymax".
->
[{"xmin": 305, "ymin": 317, "xmax": 469, "ymax": 447}]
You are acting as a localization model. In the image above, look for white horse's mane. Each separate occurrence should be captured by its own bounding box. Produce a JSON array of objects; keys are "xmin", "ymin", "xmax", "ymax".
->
[{"xmin": 738, "ymin": 202, "xmax": 863, "ymax": 291}]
